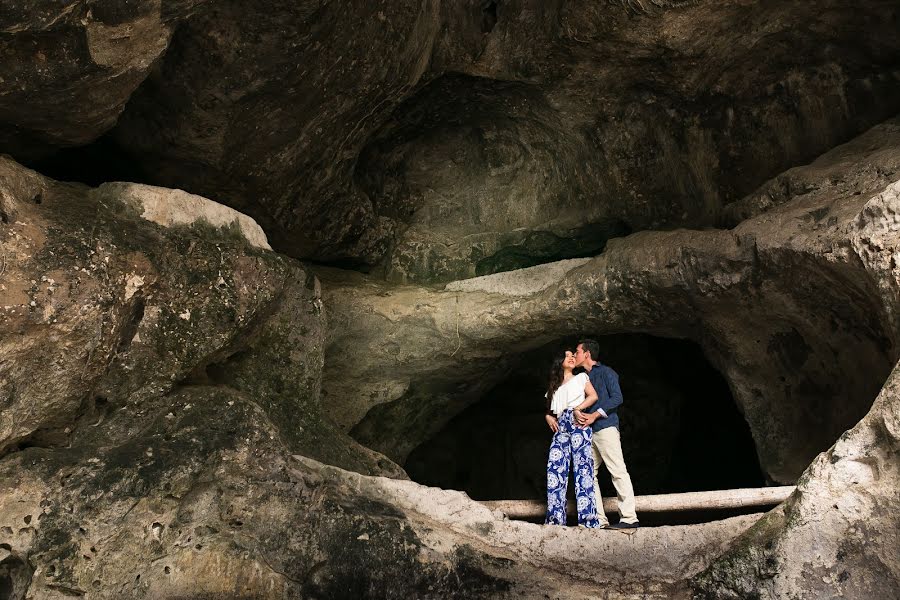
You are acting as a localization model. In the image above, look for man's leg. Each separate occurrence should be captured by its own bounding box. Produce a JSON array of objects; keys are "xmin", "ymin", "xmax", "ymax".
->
[
  {"xmin": 590, "ymin": 435, "xmax": 610, "ymax": 527},
  {"xmin": 594, "ymin": 427, "xmax": 638, "ymax": 524}
]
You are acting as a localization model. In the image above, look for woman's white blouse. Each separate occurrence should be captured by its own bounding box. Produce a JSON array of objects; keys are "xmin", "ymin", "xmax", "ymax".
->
[{"xmin": 548, "ymin": 372, "xmax": 589, "ymax": 416}]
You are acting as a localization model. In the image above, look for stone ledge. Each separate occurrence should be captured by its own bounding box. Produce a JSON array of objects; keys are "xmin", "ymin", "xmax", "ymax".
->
[
  {"xmin": 96, "ymin": 182, "xmax": 272, "ymax": 250},
  {"xmin": 444, "ymin": 257, "xmax": 592, "ymax": 296}
]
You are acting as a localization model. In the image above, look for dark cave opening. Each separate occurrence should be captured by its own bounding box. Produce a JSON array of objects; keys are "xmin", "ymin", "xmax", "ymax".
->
[
  {"xmin": 405, "ymin": 335, "xmax": 765, "ymax": 505},
  {"xmin": 0, "ymin": 553, "xmax": 33, "ymax": 600},
  {"xmin": 21, "ymin": 133, "xmax": 150, "ymax": 188}
]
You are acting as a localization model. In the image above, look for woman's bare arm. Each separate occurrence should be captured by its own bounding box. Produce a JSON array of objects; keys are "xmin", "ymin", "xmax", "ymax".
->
[{"xmin": 575, "ymin": 379, "xmax": 598, "ymax": 411}]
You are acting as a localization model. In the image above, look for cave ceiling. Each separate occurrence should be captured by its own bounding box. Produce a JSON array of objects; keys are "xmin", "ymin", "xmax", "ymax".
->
[
  {"xmin": 3, "ymin": 2, "xmax": 900, "ymax": 597},
  {"xmin": 2, "ymin": 0, "xmax": 899, "ymax": 282}
]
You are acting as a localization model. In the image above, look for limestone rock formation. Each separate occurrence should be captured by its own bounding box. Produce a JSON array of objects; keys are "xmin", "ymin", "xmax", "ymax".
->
[
  {"xmin": 326, "ymin": 117, "xmax": 900, "ymax": 484},
  {"xmin": 0, "ymin": 156, "xmax": 388, "ymax": 476},
  {"xmin": 0, "ymin": 117, "xmax": 897, "ymax": 598},
  {"xmin": 1, "ymin": 1, "xmax": 900, "ymax": 597},
  {"xmin": 0, "ymin": 156, "xmax": 765, "ymax": 599},
  {"xmin": 0, "ymin": 0, "xmax": 207, "ymax": 159},
  {"xmin": 692, "ymin": 359, "xmax": 900, "ymax": 598},
  {"xmin": 8, "ymin": 1, "xmax": 900, "ymax": 276},
  {"xmin": 120, "ymin": 0, "xmax": 900, "ymax": 276}
]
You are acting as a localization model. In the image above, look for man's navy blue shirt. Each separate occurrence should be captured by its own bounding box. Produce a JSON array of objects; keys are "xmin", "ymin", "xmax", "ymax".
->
[{"xmin": 576, "ymin": 363, "xmax": 623, "ymax": 432}]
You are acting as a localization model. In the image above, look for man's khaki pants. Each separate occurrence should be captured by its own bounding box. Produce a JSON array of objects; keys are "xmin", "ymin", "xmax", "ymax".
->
[{"xmin": 591, "ymin": 426, "xmax": 638, "ymax": 525}]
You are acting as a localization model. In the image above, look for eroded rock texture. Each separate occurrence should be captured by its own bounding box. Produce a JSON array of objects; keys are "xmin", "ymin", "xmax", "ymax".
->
[
  {"xmin": 0, "ymin": 157, "xmax": 390, "ymax": 476},
  {"xmin": 5, "ymin": 0, "xmax": 900, "ymax": 279},
  {"xmin": 692, "ymin": 359, "xmax": 900, "ymax": 599},
  {"xmin": 326, "ymin": 117, "xmax": 900, "ymax": 485},
  {"xmin": 0, "ymin": 0, "xmax": 207, "ymax": 159},
  {"xmin": 1, "ymin": 0, "xmax": 900, "ymax": 598},
  {"xmin": 358, "ymin": 1, "xmax": 900, "ymax": 282},
  {"xmin": 0, "ymin": 158, "xmax": 766, "ymax": 599}
]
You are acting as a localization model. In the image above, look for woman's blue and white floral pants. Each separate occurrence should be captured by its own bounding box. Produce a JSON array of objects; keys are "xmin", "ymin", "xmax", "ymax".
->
[{"xmin": 545, "ymin": 409, "xmax": 600, "ymax": 528}]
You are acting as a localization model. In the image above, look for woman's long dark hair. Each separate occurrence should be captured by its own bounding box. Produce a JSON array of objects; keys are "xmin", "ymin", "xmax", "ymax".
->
[{"xmin": 545, "ymin": 350, "xmax": 569, "ymax": 412}]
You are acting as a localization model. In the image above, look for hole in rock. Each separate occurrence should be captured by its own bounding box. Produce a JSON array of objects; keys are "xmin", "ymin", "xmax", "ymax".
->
[
  {"xmin": 405, "ymin": 335, "xmax": 766, "ymax": 524},
  {"xmin": 115, "ymin": 297, "xmax": 146, "ymax": 356},
  {"xmin": 0, "ymin": 430, "xmax": 59, "ymax": 458},
  {"xmin": 0, "ymin": 555, "xmax": 33, "ymax": 600}
]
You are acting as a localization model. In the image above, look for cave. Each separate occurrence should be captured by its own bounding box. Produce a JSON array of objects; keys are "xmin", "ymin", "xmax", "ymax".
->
[
  {"xmin": 404, "ymin": 335, "xmax": 765, "ymax": 504},
  {"xmin": 2, "ymin": 0, "xmax": 900, "ymax": 598}
]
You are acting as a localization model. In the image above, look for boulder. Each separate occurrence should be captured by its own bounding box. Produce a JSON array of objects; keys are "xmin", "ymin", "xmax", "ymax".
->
[
  {"xmin": 692, "ymin": 358, "xmax": 900, "ymax": 598},
  {"xmin": 0, "ymin": 155, "xmax": 390, "ymax": 476}
]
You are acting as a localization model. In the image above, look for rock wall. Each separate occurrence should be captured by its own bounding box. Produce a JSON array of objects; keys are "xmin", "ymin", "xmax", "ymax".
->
[
  {"xmin": 692, "ymin": 359, "xmax": 900, "ymax": 598},
  {"xmin": 0, "ymin": 114, "xmax": 897, "ymax": 599},
  {"xmin": 0, "ymin": 156, "xmax": 765, "ymax": 599},
  {"xmin": 1, "ymin": 1, "xmax": 899, "ymax": 597},
  {"xmin": 327, "ymin": 117, "xmax": 900, "ymax": 484},
  {"xmin": 0, "ymin": 156, "xmax": 389, "ymax": 476},
  {"xmin": 0, "ymin": 0, "xmax": 208, "ymax": 158}
]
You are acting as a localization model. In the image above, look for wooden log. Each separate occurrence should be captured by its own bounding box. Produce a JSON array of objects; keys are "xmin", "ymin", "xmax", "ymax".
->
[{"xmin": 481, "ymin": 486, "xmax": 795, "ymax": 520}]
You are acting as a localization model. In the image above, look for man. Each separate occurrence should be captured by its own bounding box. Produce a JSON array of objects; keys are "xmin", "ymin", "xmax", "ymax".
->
[{"xmin": 572, "ymin": 339, "xmax": 639, "ymax": 529}]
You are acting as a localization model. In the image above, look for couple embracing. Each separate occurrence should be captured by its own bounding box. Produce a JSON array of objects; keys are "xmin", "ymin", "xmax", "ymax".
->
[{"xmin": 544, "ymin": 339, "xmax": 640, "ymax": 529}]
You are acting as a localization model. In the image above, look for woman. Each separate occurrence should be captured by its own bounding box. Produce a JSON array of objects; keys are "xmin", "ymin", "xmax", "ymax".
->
[{"xmin": 544, "ymin": 349, "xmax": 601, "ymax": 528}]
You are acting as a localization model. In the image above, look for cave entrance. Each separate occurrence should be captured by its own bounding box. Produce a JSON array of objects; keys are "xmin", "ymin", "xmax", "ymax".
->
[{"xmin": 404, "ymin": 334, "xmax": 767, "ymax": 525}]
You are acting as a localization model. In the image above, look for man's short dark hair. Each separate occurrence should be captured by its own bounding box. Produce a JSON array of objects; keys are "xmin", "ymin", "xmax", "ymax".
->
[{"xmin": 578, "ymin": 338, "xmax": 600, "ymax": 361}]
